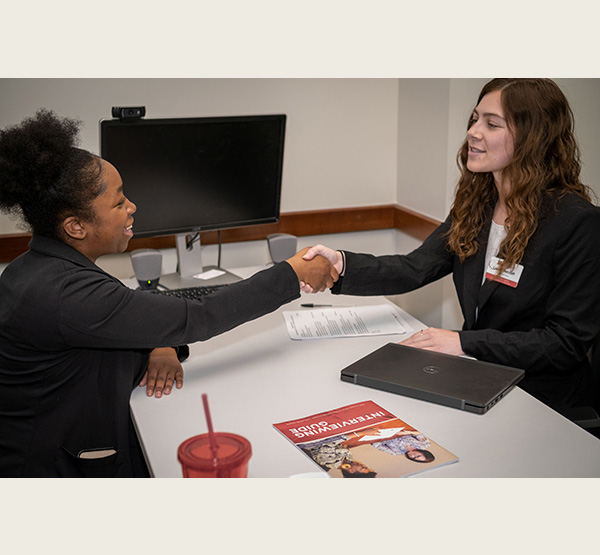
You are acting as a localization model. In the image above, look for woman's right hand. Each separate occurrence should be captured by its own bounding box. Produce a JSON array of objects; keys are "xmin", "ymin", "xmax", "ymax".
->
[
  {"xmin": 300, "ymin": 245, "xmax": 343, "ymax": 293},
  {"xmin": 302, "ymin": 244, "xmax": 343, "ymax": 272},
  {"xmin": 286, "ymin": 247, "xmax": 339, "ymax": 293}
]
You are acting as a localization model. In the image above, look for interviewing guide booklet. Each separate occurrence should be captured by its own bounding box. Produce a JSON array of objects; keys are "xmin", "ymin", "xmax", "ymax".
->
[
  {"xmin": 282, "ymin": 304, "xmax": 413, "ymax": 340},
  {"xmin": 274, "ymin": 400, "xmax": 458, "ymax": 478}
]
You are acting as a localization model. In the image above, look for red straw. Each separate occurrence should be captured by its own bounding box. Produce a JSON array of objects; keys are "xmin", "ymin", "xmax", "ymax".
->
[{"xmin": 202, "ymin": 393, "xmax": 219, "ymax": 467}]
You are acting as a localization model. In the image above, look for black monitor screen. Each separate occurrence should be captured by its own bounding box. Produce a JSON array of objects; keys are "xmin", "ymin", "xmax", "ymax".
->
[{"xmin": 100, "ymin": 114, "xmax": 286, "ymax": 238}]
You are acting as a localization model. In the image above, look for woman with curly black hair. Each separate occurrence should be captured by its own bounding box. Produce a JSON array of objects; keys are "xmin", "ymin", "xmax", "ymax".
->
[
  {"xmin": 0, "ymin": 109, "xmax": 336, "ymax": 477},
  {"xmin": 302, "ymin": 79, "xmax": 600, "ymax": 412}
]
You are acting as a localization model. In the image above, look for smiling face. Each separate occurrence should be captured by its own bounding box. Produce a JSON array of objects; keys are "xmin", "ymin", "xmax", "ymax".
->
[
  {"xmin": 86, "ymin": 160, "xmax": 136, "ymax": 260},
  {"xmin": 466, "ymin": 89, "xmax": 515, "ymax": 186},
  {"xmin": 63, "ymin": 159, "xmax": 136, "ymax": 262},
  {"xmin": 406, "ymin": 450, "xmax": 428, "ymax": 462}
]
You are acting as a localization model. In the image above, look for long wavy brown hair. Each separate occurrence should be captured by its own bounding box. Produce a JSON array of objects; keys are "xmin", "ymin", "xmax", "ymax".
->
[{"xmin": 448, "ymin": 78, "xmax": 592, "ymax": 273}]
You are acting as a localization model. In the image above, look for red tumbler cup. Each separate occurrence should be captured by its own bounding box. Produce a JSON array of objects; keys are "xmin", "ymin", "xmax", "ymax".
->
[{"xmin": 177, "ymin": 432, "xmax": 252, "ymax": 478}]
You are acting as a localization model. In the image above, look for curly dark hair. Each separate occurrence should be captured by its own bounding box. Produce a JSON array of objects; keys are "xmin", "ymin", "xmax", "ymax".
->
[
  {"xmin": 448, "ymin": 78, "xmax": 592, "ymax": 276},
  {"xmin": 0, "ymin": 109, "xmax": 103, "ymax": 240}
]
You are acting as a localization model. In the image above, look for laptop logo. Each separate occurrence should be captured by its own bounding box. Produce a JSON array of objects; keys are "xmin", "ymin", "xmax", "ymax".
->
[{"xmin": 423, "ymin": 365, "xmax": 440, "ymax": 374}]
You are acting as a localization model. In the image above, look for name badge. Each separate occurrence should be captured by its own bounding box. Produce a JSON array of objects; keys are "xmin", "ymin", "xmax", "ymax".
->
[{"xmin": 484, "ymin": 256, "xmax": 523, "ymax": 288}]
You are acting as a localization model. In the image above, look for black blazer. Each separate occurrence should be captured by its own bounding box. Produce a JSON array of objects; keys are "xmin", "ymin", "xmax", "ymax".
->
[
  {"xmin": 332, "ymin": 193, "xmax": 600, "ymax": 410},
  {"xmin": 0, "ymin": 236, "xmax": 300, "ymax": 477}
]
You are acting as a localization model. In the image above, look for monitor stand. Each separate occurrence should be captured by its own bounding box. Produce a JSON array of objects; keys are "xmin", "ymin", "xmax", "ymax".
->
[{"xmin": 158, "ymin": 232, "xmax": 242, "ymax": 290}]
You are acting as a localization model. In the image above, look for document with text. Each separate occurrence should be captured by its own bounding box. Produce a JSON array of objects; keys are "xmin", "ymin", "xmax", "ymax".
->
[{"xmin": 283, "ymin": 304, "xmax": 413, "ymax": 340}]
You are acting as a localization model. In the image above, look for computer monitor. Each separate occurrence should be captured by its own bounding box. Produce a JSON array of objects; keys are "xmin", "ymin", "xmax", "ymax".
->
[{"xmin": 100, "ymin": 113, "xmax": 286, "ymax": 288}]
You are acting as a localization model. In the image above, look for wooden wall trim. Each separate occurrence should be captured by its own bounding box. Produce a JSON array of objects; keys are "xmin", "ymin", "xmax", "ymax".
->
[{"xmin": 0, "ymin": 205, "xmax": 441, "ymax": 263}]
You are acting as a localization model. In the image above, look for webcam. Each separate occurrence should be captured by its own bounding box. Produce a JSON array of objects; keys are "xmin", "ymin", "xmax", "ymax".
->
[{"xmin": 111, "ymin": 106, "xmax": 145, "ymax": 121}]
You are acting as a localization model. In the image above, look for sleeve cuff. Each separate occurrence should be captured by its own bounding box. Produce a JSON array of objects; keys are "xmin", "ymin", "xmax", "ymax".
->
[{"xmin": 172, "ymin": 345, "xmax": 190, "ymax": 362}]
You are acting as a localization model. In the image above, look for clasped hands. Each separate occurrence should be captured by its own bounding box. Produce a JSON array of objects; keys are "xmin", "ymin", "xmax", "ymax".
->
[{"xmin": 286, "ymin": 244, "xmax": 343, "ymax": 293}]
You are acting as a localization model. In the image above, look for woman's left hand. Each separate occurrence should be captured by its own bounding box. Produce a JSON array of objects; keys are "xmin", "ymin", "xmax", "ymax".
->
[
  {"xmin": 400, "ymin": 327, "xmax": 465, "ymax": 357},
  {"xmin": 139, "ymin": 347, "xmax": 184, "ymax": 398}
]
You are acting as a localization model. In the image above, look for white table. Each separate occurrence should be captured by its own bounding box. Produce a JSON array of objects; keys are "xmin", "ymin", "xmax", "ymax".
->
[{"xmin": 130, "ymin": 267, "xmax": 600, "ymax": 478}]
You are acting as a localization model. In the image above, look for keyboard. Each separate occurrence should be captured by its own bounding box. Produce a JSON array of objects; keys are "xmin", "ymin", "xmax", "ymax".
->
[{"xmin": 151, "ymin": 284, "xmax": 229, "ymax": 300}]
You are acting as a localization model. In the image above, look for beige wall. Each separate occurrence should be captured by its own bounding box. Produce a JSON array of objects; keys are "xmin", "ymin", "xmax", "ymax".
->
[
  {"xmin": 1, "ymin": 78, "xmax": 598, "ymax": 235},
  {"xmin": 0, "ymin": 78, "xmax": 399, "ymax": 234}
]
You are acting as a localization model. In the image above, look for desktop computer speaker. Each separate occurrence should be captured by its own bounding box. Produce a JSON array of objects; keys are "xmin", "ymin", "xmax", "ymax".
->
[
  {"xmin": 131, "ymin": 249, "xmax": 162, "ymax": 290},
  {"xmin": 267, "ymin": 233, "xmax": 298, "ymax": 264}
]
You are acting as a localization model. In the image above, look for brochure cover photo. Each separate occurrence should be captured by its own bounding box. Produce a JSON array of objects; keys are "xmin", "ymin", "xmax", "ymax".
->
[{"xmin": 274, "ymin": 400, "xmax": 458, "ymax": 478}]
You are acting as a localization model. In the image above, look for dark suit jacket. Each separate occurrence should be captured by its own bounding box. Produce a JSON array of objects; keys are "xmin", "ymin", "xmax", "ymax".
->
[
  {"xmin": 0, "ymin": 236, "xmax": 300, "ymax": 477},
  {"xmin": 331, "ymin": 193, "xmax": 600, "ymax": 410}
]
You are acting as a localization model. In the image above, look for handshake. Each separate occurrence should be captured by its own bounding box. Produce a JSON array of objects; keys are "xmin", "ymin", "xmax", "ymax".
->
[{"xmin": 286, "ymin": 245, "xmax": 344, "ymax": 293}]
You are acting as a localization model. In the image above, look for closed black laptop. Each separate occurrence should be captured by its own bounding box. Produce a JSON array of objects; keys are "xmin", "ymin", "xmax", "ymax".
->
[{"xmin": 340, "ymin": 343, "xmax": 525, "ymax": 414}]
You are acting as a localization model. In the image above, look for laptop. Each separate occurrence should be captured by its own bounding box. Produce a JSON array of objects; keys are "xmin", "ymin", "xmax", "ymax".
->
[{"xmin": 340, "ymin": 343, "xmax": 525, "ymax": 414}]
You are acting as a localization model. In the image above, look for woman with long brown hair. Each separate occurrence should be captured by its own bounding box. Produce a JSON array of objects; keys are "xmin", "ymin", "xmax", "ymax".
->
[{"xmin": 303, "ymin": 78, "xmax": 600, "ymax": 411}]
